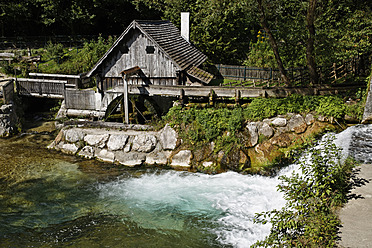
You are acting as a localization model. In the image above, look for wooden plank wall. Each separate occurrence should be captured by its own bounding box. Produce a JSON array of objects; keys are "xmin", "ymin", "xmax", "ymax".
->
[
  {"xmin": 102, "ymin": 77, "xmax": 177, "ymax": 91},
  {"xmin": 103, "ymin": 29, "xmax": 178, "ymax": 85},
  {"xmin": 16, "ymin": 78, "xmax": 66, "ymax": 97},
  {"xmin": 65, "ymin": 89, "xmax": 96, "ymax": 110}
]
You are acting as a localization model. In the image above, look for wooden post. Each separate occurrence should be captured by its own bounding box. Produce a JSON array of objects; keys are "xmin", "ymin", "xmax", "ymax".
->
[
  {"xmin": 235, "ymin": 89, "xmax": 241, "ymax": 105},
  {"xmin": 209, "ymin": 89, "xmax": 215, "ymax": 106},
  {"xmin": 123, "ymin": 74, "xmax": 129, "ymax": 124},
  {"xmin": 179, "ymin": 89, "xmax": 185, "ymax": 106}
]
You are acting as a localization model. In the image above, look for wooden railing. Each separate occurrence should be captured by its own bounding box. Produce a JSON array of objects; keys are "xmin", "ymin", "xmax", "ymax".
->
[
  {"xmin": 16, "ymin": 78, "xmax": 66, "ymax": 99},
  {"xmin": 213, "ymin": 55, "xmax": 370, "ymax": 86}
]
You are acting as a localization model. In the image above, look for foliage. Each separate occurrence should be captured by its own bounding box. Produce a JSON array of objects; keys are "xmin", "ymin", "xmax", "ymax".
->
[
  {"xmin": 0, "ymin": 0, "xmax": 156, "ymax": 36},
  {"xmin": 245, "ymin": 31, "xmax": 276, "ymax": 68},
  {"xmin": 243, "ymin": 94, "xmax": 348, "ymax": 121},
  {"xmin": 133, "ymin": 0, "xmax": 256, "ymax": 64},
  {"xmin": 253, "ymin": 136, "xmax": 355, "ymax": 247},
  {"xmin": 315, "ymin": 96, "xmax": 346, "ymax": 118},
  {"xmin": 163, "ymin": 106, "xmax": 244, "ymax": 152},
  {"xmin": 37, "ymin": 36, "xmax": 114, "ymax": 74}
]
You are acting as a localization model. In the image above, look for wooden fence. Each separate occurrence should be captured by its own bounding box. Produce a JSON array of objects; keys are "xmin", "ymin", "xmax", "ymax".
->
[
  {"xmin": 16, "ymin": 78, "xmax": 66, "ymax": 98},
  {"xmin": 213, "ymin": 55, "xmax": 370, "ymax": 86},
  {"xmin": 65, "ymin": 89, "xmax": 97, "ymax": 110},
  {"xmin": 29, "ymin": 72, "xmax": 91, "ymax": 89}
]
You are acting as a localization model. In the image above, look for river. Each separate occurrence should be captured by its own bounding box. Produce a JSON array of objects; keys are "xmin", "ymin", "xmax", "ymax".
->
[{"xmin": 0, "ymin": 124, "xmax": 370, "ymax": 247}]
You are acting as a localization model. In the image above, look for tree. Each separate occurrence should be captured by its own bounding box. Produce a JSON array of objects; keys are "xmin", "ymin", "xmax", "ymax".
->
[
  {"xmin": 255, "ymin": 0, "xmax": 291, "ymax": 86},
  {"xmin": 134, "ymin": 0, "xmax": 256, "ymax": 64},
  {"xmin": 306, "ymin": 0, "xmax": 319, "ymax": 85}
]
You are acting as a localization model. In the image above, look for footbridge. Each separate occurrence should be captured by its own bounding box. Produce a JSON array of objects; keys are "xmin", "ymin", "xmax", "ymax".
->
[{"xmin": 0, "ymin": 73, "xmax": 368, "ymax": 124}]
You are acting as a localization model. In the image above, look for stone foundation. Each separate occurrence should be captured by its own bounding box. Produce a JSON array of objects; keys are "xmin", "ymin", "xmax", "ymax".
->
[{"xmin": 49, "ymin": 113, "xmax": 334, "ymax": 173}]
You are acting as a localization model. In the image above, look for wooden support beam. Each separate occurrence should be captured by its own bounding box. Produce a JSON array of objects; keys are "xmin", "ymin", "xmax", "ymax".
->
[{"xmin": 122, "ymin": 74, "xmax": 129, "ymax": 124}]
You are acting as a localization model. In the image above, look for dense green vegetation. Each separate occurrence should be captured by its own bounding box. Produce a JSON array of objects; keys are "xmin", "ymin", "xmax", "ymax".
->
[
  {"xmin": 0, "ymin": 36, "xmax": 114, "ymax": 77},
  {"xmin": 163, "ymin": 94, "xmax": 364, "ymax": 153},
  {"xmin": 1, "ymin": 0, "xmax": 371, "ymax": 68},
  {"xmin": 253, "ymin": 136, "xmax": 355, "ymax": 247}
]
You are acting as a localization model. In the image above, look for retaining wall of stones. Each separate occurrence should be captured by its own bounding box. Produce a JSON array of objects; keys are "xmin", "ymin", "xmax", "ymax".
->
[{"xmin": 49, "ymin": 113, "xmax": 333, "ymax": 172}]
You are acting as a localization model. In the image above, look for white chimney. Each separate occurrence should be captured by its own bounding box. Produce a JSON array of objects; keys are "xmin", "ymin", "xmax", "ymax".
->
[{"xmin": 181, "ymin": 12, "xmax": 190, "ymax": 42}]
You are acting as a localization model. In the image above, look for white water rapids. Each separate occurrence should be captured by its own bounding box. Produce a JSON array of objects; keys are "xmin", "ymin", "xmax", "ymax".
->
[{"xmin": 96, "ymin": 125, "xmax": 372, "ymax": 247}]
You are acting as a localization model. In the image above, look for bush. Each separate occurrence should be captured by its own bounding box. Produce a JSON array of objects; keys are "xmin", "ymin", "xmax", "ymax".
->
[
  {"xmin": 163, "ymin": 106, "xmax": 244, "ymax": 151},
  {"xmin": 244, "ymin": 94, "xmax": 348, "ymax": 121},
  {"xmin": 253, "ymin": 136, "xmax": 355, "ymax": 247}
]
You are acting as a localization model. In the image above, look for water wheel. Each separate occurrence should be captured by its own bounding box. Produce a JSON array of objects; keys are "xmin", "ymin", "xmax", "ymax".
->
[{"xmin": 104, "ymin": 94, "xmax": 160, "ymax": 124}]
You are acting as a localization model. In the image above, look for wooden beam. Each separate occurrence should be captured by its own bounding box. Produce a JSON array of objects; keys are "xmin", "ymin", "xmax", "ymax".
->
[
  {"xmin": 29, "ymin": 73, "xmax": 81, "ymax": 79},
  {"xmin": 122, "ymin": 75, "xmax": 129, "ymax": 124},
  {"xmin": 120, "ymin": 66, "xmax": 141, "ymax": 76}
]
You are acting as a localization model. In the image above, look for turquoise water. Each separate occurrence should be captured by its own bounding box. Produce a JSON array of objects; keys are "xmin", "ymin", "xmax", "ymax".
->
[{"xmin": 0, "ymin": 132, "xmax": 289, "ymax": 247}]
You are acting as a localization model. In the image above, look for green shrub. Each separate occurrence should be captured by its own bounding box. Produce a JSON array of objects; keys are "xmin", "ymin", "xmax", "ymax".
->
[
  {"xmin": 244, "ymin": 94, "xmax": 348, "ymax": 121},
  {"xmin": 253, "ymin": 136, "xmax": 355, "ymax": 247},
  {"xmin": 163, "ymin": 106, "xmax": 244, "ymax": 151},
  {"xmin": 316, "ymin": 96, "xmax": 346, "ymax": 118}
]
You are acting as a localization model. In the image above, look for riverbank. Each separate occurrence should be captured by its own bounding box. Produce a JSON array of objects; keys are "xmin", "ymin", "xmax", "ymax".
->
[{"xmin": 338, "ymin": 163, "xmax": 372, "ymax": 248}]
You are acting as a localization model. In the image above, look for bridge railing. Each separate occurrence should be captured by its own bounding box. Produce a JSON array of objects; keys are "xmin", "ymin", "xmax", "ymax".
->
[{"xmin": 16, "ymin": 78, "xmax": 66, "ymax": 99}]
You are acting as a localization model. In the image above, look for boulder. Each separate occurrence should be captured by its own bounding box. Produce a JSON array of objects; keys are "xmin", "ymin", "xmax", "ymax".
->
[
  {"xmin": 305, "ymin": 113, "xmax": 315, "ymax": 125},
  {"xmin": 246, "ymin": 122, "xmax": 259, "ymax": 146},
  {"xmin": 220, "ymin": 148, "xmax": 250, "ymax": 171},
  {"xmin": 116, "ymin": 152, "xmax": 146, "ymax": 167},
  {"xmin": 203, "ymin": 161, "xmax": 214, "ymax": 168},
  {"xmin": 271, "ymin": 117, "xmax": 287, "ymax": 127},
  {"xmin": 78, "ymin": 146, "xmax": 95, "ymax": 159},
  {"xmin": 317, "ymin": 115, "xmax": 329, "ymax": 122},
  {"xmin": 0, "ymin": 104, "xmax": 12, "ymax": 114},
  {"xmin": 107, "ymin": 134, "xmax": 129, "ymax": 151},
  {"xmin": 159, "ymin": 124, "xmax": 178, "ymax": 150},
  {"xmin": 171, "ymin": 150, "xmax": 192, "ymax": 168},
  {"xmin": 124, "ymin": 143, "xmax": 131, "ymax": 153},
  {"xmin": 60, "ymin": 143, "xmax": 79, "ymax": 154},
  {"xmin": 96, "ymin": 149, "xmax": 115, "ymax": 163},
  {"xmin": 145, "ymin": 151, "xmax": 171, "ymax": 165},
  {"xmin": 270, "ymin": 133, "xmax": 292, "ymax": 147},
  {"xmin": 132, "ymin": 134, "xmax": 157, "ymax": 153},
  {"xmin": 288, "ymin": 114, "xmax": 307, "ymax": 134},
  {"xmin": 65, "ymin": 129, "xmax": 86, "ymax": 143},
  {"xmin": 258, "ymin": 122, "xmax": 274, "ymax": 138},
  {"xmin": 84, "ymin": 134, "xmax": 109, "ymax": 148}
]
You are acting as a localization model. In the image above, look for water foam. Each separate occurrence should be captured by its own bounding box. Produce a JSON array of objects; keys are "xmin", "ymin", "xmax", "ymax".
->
[
  {"xmin": 97, "ymin": 169, "xmax": 292, "ymax": 247},
  {"xmin": 96, "ymin": 125, "xmax": 366, "ymax": 247}
]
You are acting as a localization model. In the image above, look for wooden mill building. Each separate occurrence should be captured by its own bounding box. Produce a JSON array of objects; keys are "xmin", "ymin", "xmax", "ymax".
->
[{"xmin": 86, "ymin": 19, "xmax": 213, "ymax": 92}]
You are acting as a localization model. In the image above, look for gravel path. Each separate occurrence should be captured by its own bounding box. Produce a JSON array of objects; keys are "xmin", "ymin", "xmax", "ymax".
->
[{"xmin": 338, "ymin": 164, "xmax": 372, "ymax": 248}]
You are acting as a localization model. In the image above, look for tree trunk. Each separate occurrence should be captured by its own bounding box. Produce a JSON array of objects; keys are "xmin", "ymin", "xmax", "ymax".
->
[
  {"xmin": 306, "ymin": 0, "xmax": 319, "ymax": 85},
  {"xmin": 256, "ymin": 0, "xmax": 291, "ymax": 86}
]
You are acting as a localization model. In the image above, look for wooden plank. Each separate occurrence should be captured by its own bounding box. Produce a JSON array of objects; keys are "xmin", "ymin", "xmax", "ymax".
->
[
  {"xmin": 105, "ymin": 84, "xmax": 365, "ymax": 99},
  {"xmin": 29, "ymin": 73, "xmax": 81, "ymax": 79},
  {"xmin": 16, "ymin": 78, "xmax": 67, "ymax": 84},
  {"xmin": 65, "ymin": 89, "xmax": 96, "ymax": 110}
]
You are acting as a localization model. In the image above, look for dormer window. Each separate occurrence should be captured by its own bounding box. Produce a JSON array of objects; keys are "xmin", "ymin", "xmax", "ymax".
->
[{"xmin": 146, "ymin": 46, "xmax": 155, "ymax": 54}]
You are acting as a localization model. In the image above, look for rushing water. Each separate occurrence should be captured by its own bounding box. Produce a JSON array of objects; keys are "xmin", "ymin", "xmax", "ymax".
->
[{"xmin": 0, "ymin": 125, "xmax": 369, "ymax": 247}]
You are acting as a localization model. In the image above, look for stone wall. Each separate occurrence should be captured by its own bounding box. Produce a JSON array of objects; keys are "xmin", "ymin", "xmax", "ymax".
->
[
  {"xmin": 48, "ymin": 124, "xmax": 193, "ymax": 169},
  {"xmin": 49, "ymin": 113, "xmax": 333, "ymax": 173},
  {"xmin": 0, "ymin": 103, "xmax": 17, "ymax": 137}
]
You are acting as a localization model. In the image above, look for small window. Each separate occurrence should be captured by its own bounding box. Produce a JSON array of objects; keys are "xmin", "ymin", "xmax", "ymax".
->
[
  {"xmin": 146, "ymin": 46, "xmax": 155, "ymax": 54},
  {"xmin": 120, "ymin": 44, "xmax": 129, "ymax": 54}
]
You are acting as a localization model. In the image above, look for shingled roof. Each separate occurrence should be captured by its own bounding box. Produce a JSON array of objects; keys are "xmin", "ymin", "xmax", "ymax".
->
[{"xmin": 87, "ymin": 20, "xmax": 212, "ymax": 83}]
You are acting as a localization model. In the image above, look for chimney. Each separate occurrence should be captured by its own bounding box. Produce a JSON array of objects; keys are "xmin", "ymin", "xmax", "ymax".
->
[{"xmin": 181, "ymin": 12, "xmax": 190, "ymax": 42}]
